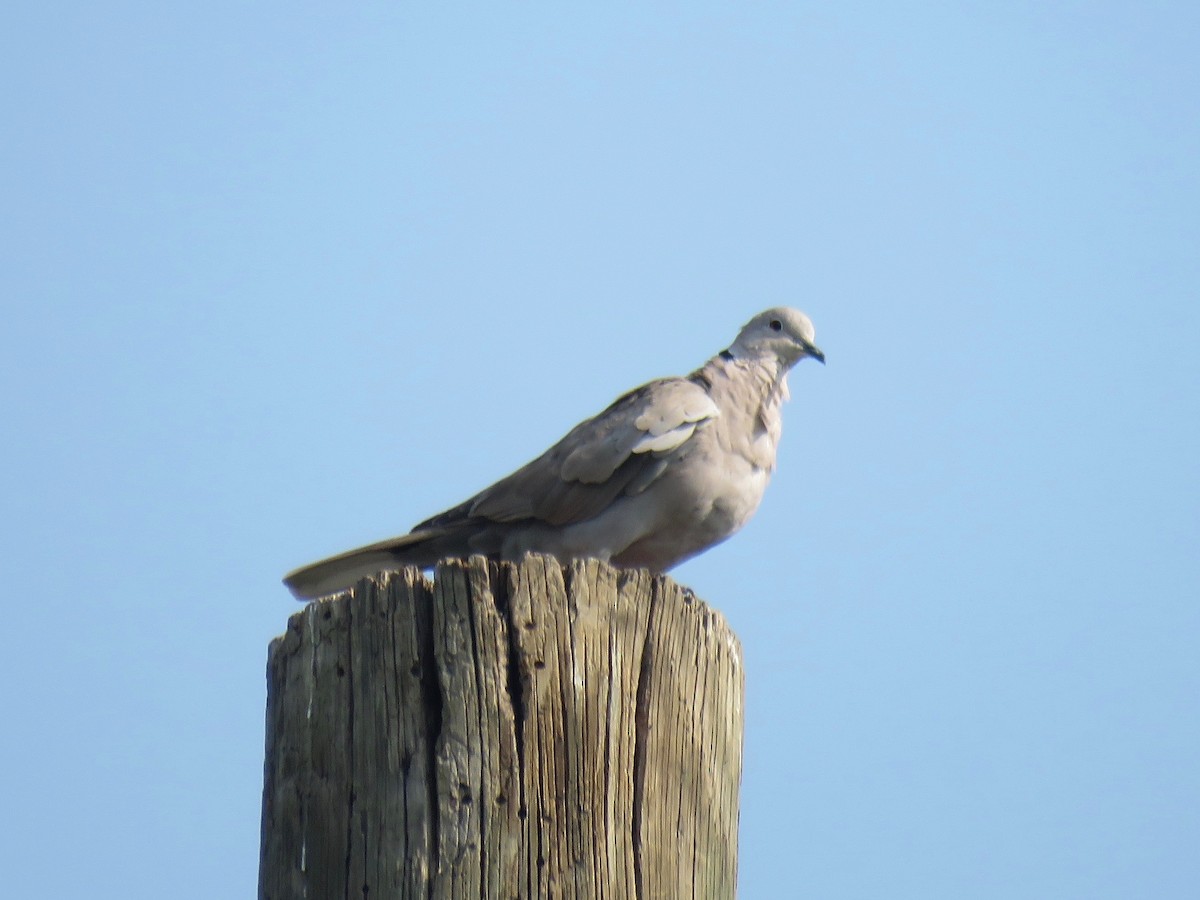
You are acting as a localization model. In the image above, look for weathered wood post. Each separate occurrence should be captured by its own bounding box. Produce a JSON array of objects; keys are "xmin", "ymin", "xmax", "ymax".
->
[{"xmin": 260, "ymin": 554, "xmax": 744, "ymax": 899}]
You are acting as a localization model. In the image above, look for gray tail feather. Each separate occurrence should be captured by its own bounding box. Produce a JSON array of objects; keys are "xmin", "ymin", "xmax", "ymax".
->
[{"xmin": 282, "ymin": 530, "xmax": 445, "ymax": 601}]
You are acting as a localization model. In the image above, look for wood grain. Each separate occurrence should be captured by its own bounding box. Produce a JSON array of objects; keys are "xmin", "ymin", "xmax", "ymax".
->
[{"xmin": 260, "ymin": 555, "xmax": 744, "ymax": 899}]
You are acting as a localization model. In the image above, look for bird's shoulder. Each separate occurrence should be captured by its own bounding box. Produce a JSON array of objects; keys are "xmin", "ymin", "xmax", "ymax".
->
[{"xmin": 558, "ymin": 375, "xmax": 720, "ymax": 481}]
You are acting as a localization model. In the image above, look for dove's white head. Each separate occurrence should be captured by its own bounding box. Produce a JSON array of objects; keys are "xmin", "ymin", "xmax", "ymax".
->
[{"xmin": 728, "ymin": 307, "xmax": 825, "ymax": 368}]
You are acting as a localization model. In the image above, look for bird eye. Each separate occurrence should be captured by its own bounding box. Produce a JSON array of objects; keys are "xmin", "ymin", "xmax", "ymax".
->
[{"xmin": 769, "ymin": 319, "xmax": 783, "ymax": 332}]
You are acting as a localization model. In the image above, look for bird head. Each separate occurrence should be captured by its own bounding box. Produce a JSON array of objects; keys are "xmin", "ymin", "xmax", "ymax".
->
[{"xmin": 727, "ymin": 307, "xmax": 825, "ymax": 368}]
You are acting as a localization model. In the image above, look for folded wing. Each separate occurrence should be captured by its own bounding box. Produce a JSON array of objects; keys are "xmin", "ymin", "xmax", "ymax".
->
[{"xmin": 419, "ymin": 377, "xmax": 719, "ymax": 529}]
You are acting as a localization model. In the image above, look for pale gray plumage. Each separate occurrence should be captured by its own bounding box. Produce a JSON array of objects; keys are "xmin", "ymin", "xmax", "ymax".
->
[{"xmin": 284, "ymin": 308, "xmax": 824, "ymax": 600}]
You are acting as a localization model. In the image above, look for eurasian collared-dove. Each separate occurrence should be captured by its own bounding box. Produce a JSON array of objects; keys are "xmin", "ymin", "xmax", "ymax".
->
[{"xmin": 284, "ymin": 308, "xmax": 824, "ymax": 600}]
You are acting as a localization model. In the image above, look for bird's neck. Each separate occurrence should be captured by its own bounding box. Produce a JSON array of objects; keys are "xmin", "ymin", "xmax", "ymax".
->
[
  {"xmin": 692, "ymin": 352, "xmax": 788, "ymax": 471},
  {"xmin": 694, "ymin": 352, "xmax": 791, "ymax": 410}
]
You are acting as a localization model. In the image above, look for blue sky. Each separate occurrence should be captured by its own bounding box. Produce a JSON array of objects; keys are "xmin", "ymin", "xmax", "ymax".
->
[{"xmin": 3, "ymin": 3, "xmax": 1197, "ymax": 897}]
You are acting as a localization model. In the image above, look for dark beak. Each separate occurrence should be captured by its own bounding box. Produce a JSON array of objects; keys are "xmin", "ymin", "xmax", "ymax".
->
[{"xmin": 804, "ymin": 341, "xmax": 826, "ymax": 365}]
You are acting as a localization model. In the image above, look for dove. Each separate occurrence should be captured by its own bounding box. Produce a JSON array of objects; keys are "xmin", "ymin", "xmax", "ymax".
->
[{"xmin": 284, "ymin": 307, "xmax": 824, "ymax": 600}]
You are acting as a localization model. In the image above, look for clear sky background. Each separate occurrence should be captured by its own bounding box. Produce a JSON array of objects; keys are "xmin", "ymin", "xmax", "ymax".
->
[{"xmin": 3, "ymin": 3, "xmax": 1197, "ymax": 897}]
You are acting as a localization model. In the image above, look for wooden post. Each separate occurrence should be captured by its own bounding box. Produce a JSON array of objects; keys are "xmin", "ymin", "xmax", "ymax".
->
[{"xmin": 259, "ymin": 554, "xmax": 744, "ymax": 899}]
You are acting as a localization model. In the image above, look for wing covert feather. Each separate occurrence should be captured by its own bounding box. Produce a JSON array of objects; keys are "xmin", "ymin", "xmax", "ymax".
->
[{"xmin": 440, "ymin": 377, "xmax": 717, "ymax": 528}]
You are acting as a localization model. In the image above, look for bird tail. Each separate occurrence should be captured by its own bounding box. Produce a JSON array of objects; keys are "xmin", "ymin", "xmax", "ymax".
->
[{"xmin": 282, "ymin": 531, "xmax": 444, "ymax": 601}]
